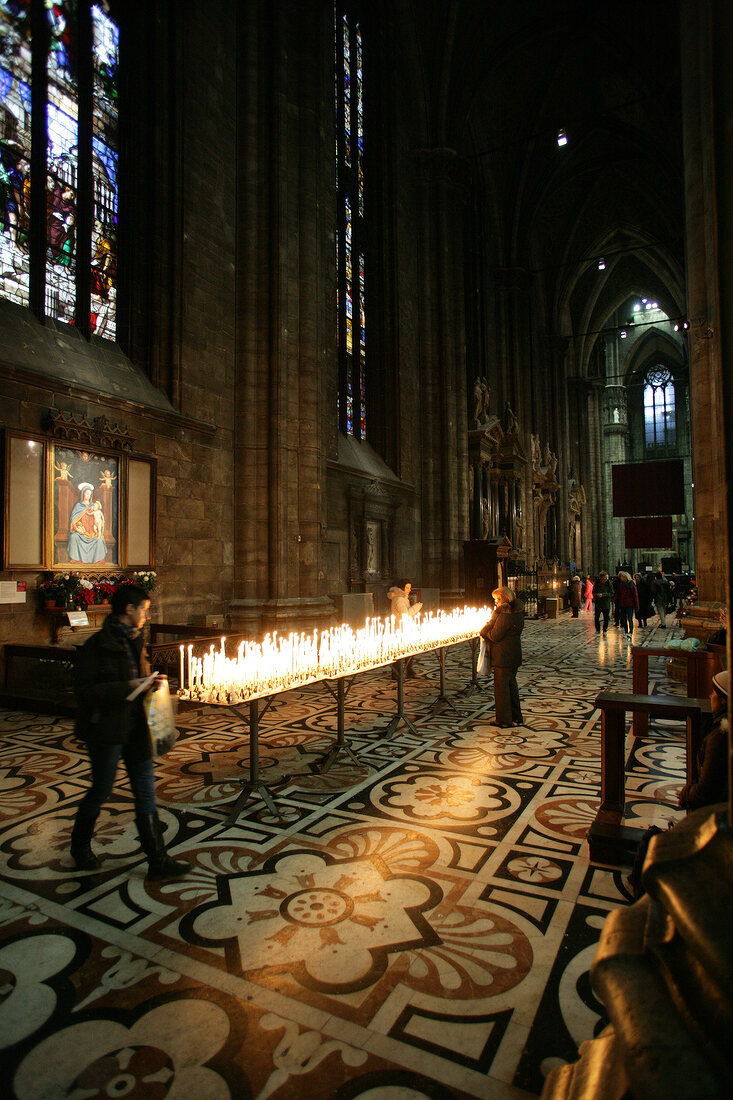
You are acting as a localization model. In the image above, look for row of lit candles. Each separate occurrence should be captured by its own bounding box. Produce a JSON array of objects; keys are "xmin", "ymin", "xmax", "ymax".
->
[{"xmin": 178, "ymin": 605, "xmax": 492, "ymax": 705}]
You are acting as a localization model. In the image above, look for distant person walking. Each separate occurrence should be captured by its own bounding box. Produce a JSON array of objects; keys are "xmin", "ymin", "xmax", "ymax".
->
[
  {"xmin": 583, "ymin": 576, "xmax": 594, "ymax": 613},
  {"xmin": 651, "ymin": 571, "xmax": 671, "ymax": 627},
  {"xmin": 592, "ymin": 570, "xmax": 614, "ymax": 636}
]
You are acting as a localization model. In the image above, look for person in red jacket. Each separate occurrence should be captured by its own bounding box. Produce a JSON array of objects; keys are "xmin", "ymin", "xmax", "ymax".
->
[
  {"xmin": 583, "ymin": 575, "xmax": 594, "ymax": 612},
  {"xmin": 614, "ymin": 570, "xmax": 639, "ymax": 641}
]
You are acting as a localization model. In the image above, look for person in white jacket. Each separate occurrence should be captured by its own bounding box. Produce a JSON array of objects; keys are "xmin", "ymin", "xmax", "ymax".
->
[{"xmin": 386, "ymin": 579, "xmax": 423, "ymax": 677}]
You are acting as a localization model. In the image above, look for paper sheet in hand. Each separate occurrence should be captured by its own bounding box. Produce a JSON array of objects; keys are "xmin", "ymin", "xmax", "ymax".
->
[{"xmin": 126, "ymin": 673, "xmax": 158, "ymax": 701}]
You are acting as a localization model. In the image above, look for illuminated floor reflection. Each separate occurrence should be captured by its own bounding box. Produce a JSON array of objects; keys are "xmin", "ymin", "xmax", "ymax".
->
[{"xmin": 0, "ymin": 611, "xmax": 686, "ymax": 1099}]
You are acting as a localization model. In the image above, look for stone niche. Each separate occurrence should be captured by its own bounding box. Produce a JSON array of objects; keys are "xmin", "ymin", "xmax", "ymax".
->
[{"xmin": 348, "ymin": 479, "xmax": 397, "ymax": 606}]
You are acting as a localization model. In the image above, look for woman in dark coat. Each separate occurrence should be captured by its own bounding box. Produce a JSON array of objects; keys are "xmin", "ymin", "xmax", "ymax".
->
[
  {"xmin": 634, "ymin": 572, "xmax": 654, "ymax": 627},
  {"xmin": 569, "ymin": 576, "xmax": 582, "ymax": 617},
  {"xmin": 614, "ymin": 570, "xmax": 639, "ymax": 640},
  {"xmin": 480, "ymin": 586, "xmax": 524, "ymax": 728}
]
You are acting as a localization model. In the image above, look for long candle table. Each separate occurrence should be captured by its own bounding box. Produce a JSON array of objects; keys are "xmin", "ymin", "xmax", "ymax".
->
[{"xmin": 181, "ymin": 635, "xmax": 486, "ymax": 824}]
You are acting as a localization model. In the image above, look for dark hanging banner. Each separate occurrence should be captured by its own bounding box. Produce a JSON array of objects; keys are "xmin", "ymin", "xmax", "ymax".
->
[
  {"xmin": 612, "ymin": 460, "xmax": 685, "ymax": 517},
  {"xmin": 624, "ymin": 516, "xmax": 674, "ymax": 549}
]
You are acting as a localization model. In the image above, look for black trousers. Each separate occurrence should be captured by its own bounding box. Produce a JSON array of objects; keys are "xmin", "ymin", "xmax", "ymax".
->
[
  {"xmin": 594, "ymin": 607, "xmax": 609, "ymax": 632},
  {"xmin": 493, "ymin": 666, "xmax": 523, "ymax": 725}
]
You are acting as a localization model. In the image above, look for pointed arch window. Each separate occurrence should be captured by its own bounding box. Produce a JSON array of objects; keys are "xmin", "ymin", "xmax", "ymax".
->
[
  {"xmin": 0, "ymin": 0, "xmax": 118, "ymax": 339},
  {"xmin": 644, "ymin": 366, "xmax": 676, "ymax": 448},
  {"xmin": 335, "ymin": 2, "xmax": 366, "ymax": 438}
]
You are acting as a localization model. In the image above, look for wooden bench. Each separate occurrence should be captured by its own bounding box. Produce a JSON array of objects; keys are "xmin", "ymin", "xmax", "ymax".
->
[
  {"xmin": 631, "ymin": 646, "xmax": 722, "ymax": 737},
  {"xmin": 1, "ymin": 643, "xmax": 78, "ymax": 715},
  {"xmin": 587, "ymin": 690, "xmax": 711, "ymax": 866}
]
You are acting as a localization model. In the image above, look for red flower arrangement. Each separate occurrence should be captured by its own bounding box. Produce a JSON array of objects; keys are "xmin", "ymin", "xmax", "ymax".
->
[{"xmin": 95, "ymin": 580, "xmax": 118, "ymax": 602}]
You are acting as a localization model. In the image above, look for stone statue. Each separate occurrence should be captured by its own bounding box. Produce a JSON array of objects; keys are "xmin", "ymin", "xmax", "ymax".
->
[
  {"xmin": 472, "ymin": 376, "xmax": 491, "ymax": 425},
  {"xmin": 544, "ymin": 442, "xmax": 558, "ymax": 475},
  {"xmin": 481, "ymin": 497, "xmax": 490, "ymax": 539},
  {"xmin": 503, "ymin": 400, "xmax": 519, "ymax": 435},
  {"xmin": 531, "ymin": 433, "xmax": 542, "ymax": 473}
]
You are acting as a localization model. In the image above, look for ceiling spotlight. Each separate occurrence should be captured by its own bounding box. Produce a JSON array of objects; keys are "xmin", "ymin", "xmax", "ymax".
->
[
  {"xmin": 645, "ymin": 301, "xmax": 652, "ymax": 309},
  {"xmin": 652, "ymin": 301, "xmax": 658, "ymax": 308},
  {"xmin": 633, "ymin": 303, "xmax": 641, "ymax": 311},
  {"xmin": 683, "ymin": 320, "xmax": 690, "ymax": 330},
  {"xmin": 641, "ymin": 298, "xmax": 647, "ymax": 304},
  {"xmin": 557, "ymin": 128, "xmax": 568, "ymax": 147},
  {"xmin": 674, "ymin": 323, "xmax": 679, "ymax": 332},
  {"xmin": 598, "ymin": 257, "xmax": 606, "ymax": 270},
  {"xmin": 620, "ymin": 329, "xmax": 627, "ymax": 339}
]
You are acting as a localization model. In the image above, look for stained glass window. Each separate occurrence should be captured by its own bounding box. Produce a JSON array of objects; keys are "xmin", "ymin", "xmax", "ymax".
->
[
  {"xmin": 336, "ymin": 3, "xmax": 365, "ymax": 439},
  {"xmin": 0, "ymin": 0, "xmax": 33, "ymax": 308},
  {"xmin": 0, "ymin": 1, "xmax": 118, "ymax": 338},
  {"xmin": 46, "ymin": 0, "xmax": 79, "ymax": 324},
  {"xmin": 90, "ymin": 3, "xmax": 117, "ymax": 338},
  {"xmin": 644, "ymin": 366, "xmax": 676, "ymax": 448}
]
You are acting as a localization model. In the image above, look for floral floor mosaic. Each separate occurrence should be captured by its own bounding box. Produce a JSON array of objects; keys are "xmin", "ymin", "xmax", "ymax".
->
[{"xmin": 0, "ymin": 612, "xmax": 690, "ymax": 1099}]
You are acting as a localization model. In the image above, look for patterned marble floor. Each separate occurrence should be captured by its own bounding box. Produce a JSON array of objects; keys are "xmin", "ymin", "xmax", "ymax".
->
[{"xmin": 0, "ymin": 612, "xmax": 690, "ymax": 1099}]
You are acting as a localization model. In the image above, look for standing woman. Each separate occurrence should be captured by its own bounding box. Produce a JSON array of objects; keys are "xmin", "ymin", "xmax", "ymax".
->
[
  {"xmin": 569, "ymin": 576, "xmax": 582, "ymax": 617},
  {"xmin": 480, "ymin": 586, "xmax": 524, "ymax": 728}
]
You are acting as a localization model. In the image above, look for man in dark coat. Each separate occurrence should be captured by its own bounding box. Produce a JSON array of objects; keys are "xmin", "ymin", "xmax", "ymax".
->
[
  {"xmin": 480, "ymin": 586, "xmax": 524, "ymax": 727},
  {"xmin": 592, "ymin": 570, "xmax": 614, "ymax": 635},
  {"xmin": 70, "ymin": 583, "xmax": 189, "ymax": 881},
  {"xmin": 651, "ymin": 570, "xmax": 672, "ymax": 627}
]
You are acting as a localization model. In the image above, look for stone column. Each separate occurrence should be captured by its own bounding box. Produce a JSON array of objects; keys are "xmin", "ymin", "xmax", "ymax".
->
[
  {"xmin": 414, "ymin": 148, "xmax": 470, "ymax": 596},
  {"xmin": 602, "ymin": 370, "xmax": 629, "ymax": 572},
  {"xmin": 230, "ymin": 1, "xmax": 334, "ymax": 635},
  {"xmin": 680, "ymin": 0, "xmax": 731, "ymax": 608}
]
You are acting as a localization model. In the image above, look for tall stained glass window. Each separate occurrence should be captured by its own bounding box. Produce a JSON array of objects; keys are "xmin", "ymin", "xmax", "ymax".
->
[
  {"xmin": 644, "ymin": 366, "xmax": 676, "ymax": 448},
  {"xmin": 0, "ymin": 0, "xmax": 32, "ymax": 308},
  {"xmin": 0, "ymin": 1, "xmax": 118, "ymax": 338},
  {"xmin": 335, "ymin": 3, "xmax": 366, "ymax": 438}
]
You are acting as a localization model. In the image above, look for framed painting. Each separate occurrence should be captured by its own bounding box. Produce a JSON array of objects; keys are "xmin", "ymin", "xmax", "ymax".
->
[{"xmin": 50, "ymin": 444, "xmax": 120, "ymax": 569}]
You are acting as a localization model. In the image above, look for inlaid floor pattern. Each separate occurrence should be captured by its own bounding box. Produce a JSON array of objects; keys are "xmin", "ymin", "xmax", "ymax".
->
[{"xmin": 0, "ymin": 613, "xmax": 689, "ymax": 1099}]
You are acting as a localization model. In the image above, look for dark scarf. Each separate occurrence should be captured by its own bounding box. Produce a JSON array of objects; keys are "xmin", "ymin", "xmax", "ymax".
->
[{"xmin": 108, "ymin": 615, "xmax": 141, "ymax": 680}]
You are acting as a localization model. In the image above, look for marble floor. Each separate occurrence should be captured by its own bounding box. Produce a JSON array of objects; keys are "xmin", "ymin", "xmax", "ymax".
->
[{"xmin": 0, "ymin": 612, "xmax": 690, "ymax": 1099}]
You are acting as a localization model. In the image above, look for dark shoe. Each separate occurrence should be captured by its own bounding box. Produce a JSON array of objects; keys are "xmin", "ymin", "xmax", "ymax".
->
[
  {"xmin": 489, "ymin": 719, "xmax": 513, "ymax": 727},
  {"xmin": 71, "ymin": 844, "xmax": 101, "ymax": 871},
  {"xmin": 146, "ymin": 853, "xmax": 191, "ymax": 882},
  {"xmin": 136, "ymin": 811, "xmax": 190, "ymax": 882},
  {"xmin": 70, "ymin": 808, "xmax": 101, "ymax": 870}
]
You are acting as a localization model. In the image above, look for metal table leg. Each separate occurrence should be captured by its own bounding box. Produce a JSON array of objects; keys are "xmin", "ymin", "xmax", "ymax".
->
[
  {"xmin": 427, "ymin": 646, "xmax": 460, "ymax": 716},
  {"xmin": 385, "ymin": 658, "xmax": 420, "ymax": 737},
  {"xmin": 225, "ymin": 699, "xmax": 290, "ymax": 825},
  {"xmin": 460, "ymin": 636, "xmax": 482, "ymax": 697},
  {"xmin": 317, "ymin": 676, "xmax": 364, "ymax": 773}
]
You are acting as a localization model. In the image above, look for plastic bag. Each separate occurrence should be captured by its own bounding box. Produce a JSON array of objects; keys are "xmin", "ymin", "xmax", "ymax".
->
[
  {"xmin": 477, "ymin": 637, "xmax": 491, "ymax": 676},
  {"xmin": 143, "ymin": 679, "xmax": 178, "ymax": 757}
]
